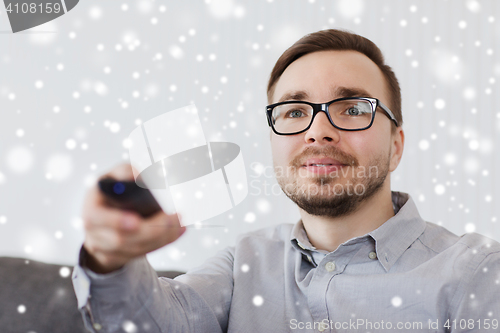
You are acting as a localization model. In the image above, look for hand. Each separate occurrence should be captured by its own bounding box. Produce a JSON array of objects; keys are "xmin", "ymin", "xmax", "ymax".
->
[{"xmin": 82, "ymin": 163, "xmax": 186, "ymax": 274}]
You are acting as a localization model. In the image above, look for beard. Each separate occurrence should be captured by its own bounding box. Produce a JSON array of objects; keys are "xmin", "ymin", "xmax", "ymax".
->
[{"xmin": 275, "ymin": 145, "xmax": 390, "ymax": 218}]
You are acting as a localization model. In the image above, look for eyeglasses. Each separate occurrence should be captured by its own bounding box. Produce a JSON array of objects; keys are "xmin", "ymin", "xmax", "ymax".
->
[{"xmin": 266, "ymin": 97, "xmax": 398, "ymax": 135}]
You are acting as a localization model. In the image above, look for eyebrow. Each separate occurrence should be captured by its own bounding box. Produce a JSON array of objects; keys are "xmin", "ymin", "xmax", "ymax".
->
[
  {"xmin": 334, "ymin": 86, "xmax": 374, "ymax": 99},
  {"xmin": 277, "ymin": 86, "xmax": 375, "ymax": 103},
  {"xmin": 278, "ymin": 91, "xmax": 309, "ymax": 103}
]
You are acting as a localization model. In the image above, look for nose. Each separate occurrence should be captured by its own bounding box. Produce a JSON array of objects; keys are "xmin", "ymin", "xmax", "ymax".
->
[{"xmin": 303, "ymin": 111, "xmax": 341, "ymax": 144}]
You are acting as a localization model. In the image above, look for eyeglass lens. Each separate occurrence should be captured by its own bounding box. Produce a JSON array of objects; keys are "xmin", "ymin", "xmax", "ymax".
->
[{"xmin": 271, "ymin": 98, "xmax": 373, "ymax": 133}]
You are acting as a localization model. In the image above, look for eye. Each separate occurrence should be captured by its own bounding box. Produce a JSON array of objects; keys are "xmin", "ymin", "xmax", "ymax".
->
[
  {"xmin": 287, "ymin": 109, "xmax": 306, "ymax": 118},
  {"xmin": 288, "ymin": 110, "xmax": 303, "ymax": 118},
  {"xmin": 273, "ymin": 103, "xmax": 311, "ymax": 120},
  {"xmin": 346, "ymin": 107, "xmax": 361, "ymax": 116},
  {"xmin": 342, "ymin": 104, "xmax": 370, "ymax": 116}
]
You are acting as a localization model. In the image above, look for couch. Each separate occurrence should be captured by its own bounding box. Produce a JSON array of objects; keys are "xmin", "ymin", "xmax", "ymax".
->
[{"xmin": 0, "ymin": 257, "xmax": 182, "ymax": 333}]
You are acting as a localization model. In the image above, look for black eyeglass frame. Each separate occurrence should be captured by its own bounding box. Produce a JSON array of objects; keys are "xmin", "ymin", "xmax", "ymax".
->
[{"xmin": 266, "ymin": 97, "xmax": 399, "ymax": 136}]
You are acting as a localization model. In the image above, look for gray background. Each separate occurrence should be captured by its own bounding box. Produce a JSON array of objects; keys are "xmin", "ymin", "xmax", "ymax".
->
[{"xmin": 0, "ymin": 0, "xmax": 498, "ymax": 272}]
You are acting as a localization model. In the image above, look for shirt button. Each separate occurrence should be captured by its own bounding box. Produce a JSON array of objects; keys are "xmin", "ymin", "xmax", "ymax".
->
[
  {"xmin": 368, "ymin": 251, "xmax": 377, "ymax": 260},
  {"xmin": 318, "ymin": 322, "xmax": 327, "ymax": 331},
  {"xmin": 325, "ymin": 261, "xmax": 336, "ymax": 272},
  {"xmin": 93, "ymin": 323, "xmax": 102, "ymax": 331}
]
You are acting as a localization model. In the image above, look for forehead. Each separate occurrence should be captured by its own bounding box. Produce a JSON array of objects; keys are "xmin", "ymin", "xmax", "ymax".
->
[{"xmin": 272, "ymin": 50, "xmax": 389, "ymax": 104}]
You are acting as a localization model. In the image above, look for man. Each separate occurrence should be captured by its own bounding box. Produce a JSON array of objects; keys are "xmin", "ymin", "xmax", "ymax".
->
[{"xmin": 73, "ymin": 29, "xmax": 500, "ymax": 333}]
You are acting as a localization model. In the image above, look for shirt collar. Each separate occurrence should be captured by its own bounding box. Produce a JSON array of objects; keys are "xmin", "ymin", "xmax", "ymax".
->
[
  {"xmin": 291, "ymin": 220, "xmax": 315, "ymax": 252},
  {"xmin": 369, "ymin": 191, "xmax": 426, "ymax": 271},
  {"xmin": 290, "ymin": 191, "xmax": 426, "ymax": 272}
]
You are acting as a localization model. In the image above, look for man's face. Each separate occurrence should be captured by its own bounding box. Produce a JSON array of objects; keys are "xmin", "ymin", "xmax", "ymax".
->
[{"xmin": 270, "ymin": 50, "xmax": 401, "ymax": 217}]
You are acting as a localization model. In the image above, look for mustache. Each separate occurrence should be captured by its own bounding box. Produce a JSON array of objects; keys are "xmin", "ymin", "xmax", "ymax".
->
[{"xmin": 290, "ymin": 146, "xmax": 359, "ymax": 168}]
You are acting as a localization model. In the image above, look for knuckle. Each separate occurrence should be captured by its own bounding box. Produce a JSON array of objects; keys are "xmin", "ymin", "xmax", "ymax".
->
[
  {"xmin": 84, "ymin": 240, "xmax": 100, "ymax": 255},
  {"xmin": 109, "ymin": 213, "xmax": 124, "ymax": 230},
  {"xmin": 163, "ymin": 227, "xmax": 180, "ymax": 244},
  {"xmin": 111, "ymin": 233, "xmax": 126, "ymax": 249}
]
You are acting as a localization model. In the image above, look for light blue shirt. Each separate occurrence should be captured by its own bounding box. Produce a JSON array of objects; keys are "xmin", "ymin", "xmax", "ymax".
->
[{"xmin": 72, "ymin": 191, "xmax": 500, "ymax": 332}]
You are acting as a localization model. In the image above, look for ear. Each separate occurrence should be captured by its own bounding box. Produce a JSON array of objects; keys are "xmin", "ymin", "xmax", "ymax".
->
[{"xmin": 389, "ymin": 127, "xmax": 404, "ymax": 172}]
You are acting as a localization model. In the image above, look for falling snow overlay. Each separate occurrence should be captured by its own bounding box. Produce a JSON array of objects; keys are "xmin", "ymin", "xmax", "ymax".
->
[{"xmin": 0, "ymin": 0, "xmax": 498, "ymax": 277}]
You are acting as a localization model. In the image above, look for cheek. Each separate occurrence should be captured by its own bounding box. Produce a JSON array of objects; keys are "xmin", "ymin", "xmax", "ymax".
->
[
  {"xmin": 271, "ymin": 135, "xmax": 301, "ymax": 165},
  {"xmin": 343, "ymin": 131, "xmax": 386, "ymax": 163}
]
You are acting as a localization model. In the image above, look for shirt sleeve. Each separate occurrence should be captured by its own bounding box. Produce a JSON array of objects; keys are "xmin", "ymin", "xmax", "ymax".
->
[
  {"xmin": 449, "ymin": 251, "xmax": 500, "ymax": 332},
  {"xmin": 72, "ymin": 246, "xmax": 234, "ymax": 333}
]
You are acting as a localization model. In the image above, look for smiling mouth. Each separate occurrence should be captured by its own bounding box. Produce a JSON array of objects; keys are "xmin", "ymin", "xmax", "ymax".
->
[
  {"xmin": 308, "ymin": 164, "xmax": 338, "ymax": 167},
  {"xmin": 302, "ymin": 159, "xmax": 347, "ymax": 168},
  {"xmin": 302, "ymin": 164, "xmax": 346, "ymax": 175},
  {"xmin": 304, "ymin": 164, "xmax": 345, "ymax": 167}
]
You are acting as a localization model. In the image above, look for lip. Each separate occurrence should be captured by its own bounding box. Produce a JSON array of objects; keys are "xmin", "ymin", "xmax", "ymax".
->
[
  {"xmin": 301, "ymin": 157, "xmax": 346, "ymax": 174},
  {"xmin": 303, "ymin": 157, "xmax": 345, "ymax": 166}
]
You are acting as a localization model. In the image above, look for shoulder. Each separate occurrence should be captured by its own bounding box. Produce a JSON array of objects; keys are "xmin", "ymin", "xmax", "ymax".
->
[
  {"xmin": 419, "ymin": 222, "xmax": 500, "ymax": 258},
  {"xmin": 448, "ymin": 233, "xmax": 500, "ymax": 317},
  {"xmin": 454, "ymin": 232, "xmax": 500, "ymax": 273},
  {"xmin": 456, "ymin": 232, "xmax": 500, "ymax": 256},
  {"xmin": 417, "ymin": 221, "xmax": 461, "ymax": 253},
  {"xmin": 416, "ymin": 222, "xmax": 500, "ymax": 280}
]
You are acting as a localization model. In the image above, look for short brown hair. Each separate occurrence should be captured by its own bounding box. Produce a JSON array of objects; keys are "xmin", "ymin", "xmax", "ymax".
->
[{"xmin": 267, "ymin": 29, "xmax": 402, "ymax": 131}]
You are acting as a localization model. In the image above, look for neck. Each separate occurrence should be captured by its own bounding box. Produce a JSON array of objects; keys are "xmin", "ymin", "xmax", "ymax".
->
[{"xmin": 300, "ymin": 182, "xmax": 395, "ymax": 253}]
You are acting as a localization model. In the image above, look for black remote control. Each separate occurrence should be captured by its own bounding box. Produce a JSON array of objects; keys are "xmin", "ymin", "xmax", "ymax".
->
[{"xmin": 98, "ymin": 177, "xmax": 163, "ymax": 218}]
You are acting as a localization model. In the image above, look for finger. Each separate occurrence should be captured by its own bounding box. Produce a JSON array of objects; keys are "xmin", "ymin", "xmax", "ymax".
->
[
  {"xmin": 85, "ymin": 216, "xmax": 180, "ymax": 259},
  {"xmin": 130, "ymin": 212, "xmax": 186, "ymax": 253},
  {"xmin": 84, "ymin": 228, "xmax": 123, "ymax": 253},
  {"xmin": 84, "ymin": 210, "xmax": 181, "ymax": 254},
  {"xmin": 84, "ymin": 197, "xmax": 141, "ymax": 233},
  {"xmin": 86, "ymin": 207, "xmax": 141, "ymax": 232},
  {"xmin": 83, "ymin": 182, "xmax": 143, "ymax": 231},
  {"xmin": 84, "ymin": 221, "xmax": 147, "ymax": 259}
]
